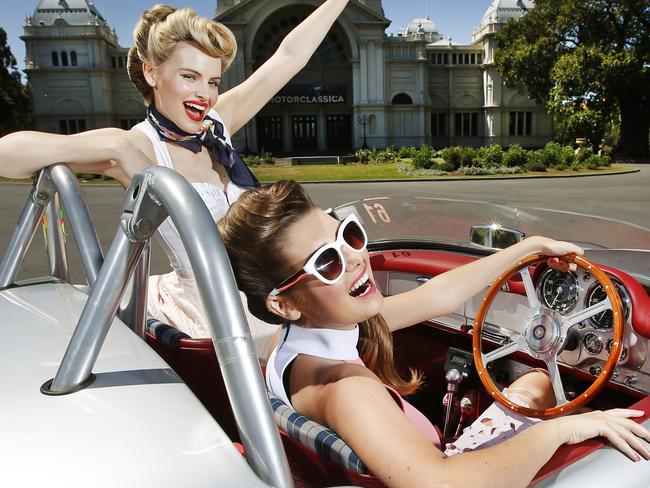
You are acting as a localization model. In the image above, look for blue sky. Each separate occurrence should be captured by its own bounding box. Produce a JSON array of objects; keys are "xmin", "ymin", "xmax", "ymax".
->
[{"xmin": 2, "ymin": 0, "xmax": 491, "ymax": 75}]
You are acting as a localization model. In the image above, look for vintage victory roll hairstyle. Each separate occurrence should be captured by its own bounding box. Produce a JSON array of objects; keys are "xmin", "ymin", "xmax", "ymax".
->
[
  {"xmin": 218, "ymin": 180, "xmax": 422, "ymax": 395},
  {"xmin": 127, "ymin": 4, "xmax": 238, "ymax": 105}
]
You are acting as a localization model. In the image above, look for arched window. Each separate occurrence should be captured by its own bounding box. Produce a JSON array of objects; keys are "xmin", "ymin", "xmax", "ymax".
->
[
  {"xmin": 52, "ymin": 51, "xmax": 59, "ymax": 66},
  {"xmin": 253, "ymin": 6, "xmax": 351, "ymax": 69},
  {"xmin": 61, "ymin": 51, "xmax": 68, "ymax": 66},
  {"xmin": 70, "ymin": 51, "xmax": 77, "ymax": 66},
  {"xmin": 391, "ymin": 93, "xmax": 413, "ymax": 105}
]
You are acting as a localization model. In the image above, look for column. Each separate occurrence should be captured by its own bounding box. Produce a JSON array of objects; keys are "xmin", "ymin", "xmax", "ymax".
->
[
  {"xmin": 367, "ymin": 40, "xmax": 376, "ymax": 102},
  {"xmin": 283, "ymin": 109, "xmax": 292, "ymax": 153},
  {"xmin": 375, "ymin": 42, "xmax": 385, "ymax": 104},
  {"xmin": 360, "ymin": 41, "xmax": 369, "ymax": 104},
  {"xmin": 318, "ymin": 107, "xmax": 327, "ymax": 151}
]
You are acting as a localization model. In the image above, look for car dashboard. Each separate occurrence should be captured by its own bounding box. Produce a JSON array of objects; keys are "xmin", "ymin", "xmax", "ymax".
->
[{"xmin": 370, "ymin": 246, "xmax": 650, "ymax": 398}]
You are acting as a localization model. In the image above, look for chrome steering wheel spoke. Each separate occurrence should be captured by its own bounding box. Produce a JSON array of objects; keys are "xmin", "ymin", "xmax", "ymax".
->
[
  {"xmin": 482, "ymin": 336, "xmax": 526, "ymax": 365},
  {"xmin": 541, "ymin": 352, "xmax": 568, "ymax": 406},
  {"xmin": 520, "ymin": 267, "xmax": 541, "ymax": 311},
  {"xmin": 563, "ymin": 297, "xmax": 611, "ymax": 328}
]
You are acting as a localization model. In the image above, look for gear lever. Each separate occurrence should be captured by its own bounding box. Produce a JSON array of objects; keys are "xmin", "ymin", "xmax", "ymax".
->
[
  {"xmin": 455, "ymin": 391, "xmax": 478, "ymax": 437},
  {"xmin": 443, "ymin": 368, "xmax": 463, "ymax": 439}
]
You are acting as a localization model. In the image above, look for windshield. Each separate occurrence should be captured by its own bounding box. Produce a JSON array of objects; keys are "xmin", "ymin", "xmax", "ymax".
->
[{"xmin": 334, "ymin": 197, "xmax": 650, "ymax": 251}]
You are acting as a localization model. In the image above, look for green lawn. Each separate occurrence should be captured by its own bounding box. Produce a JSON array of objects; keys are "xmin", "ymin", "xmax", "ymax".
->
[
  {"xmin": 0, "ymin": 163, "xmax": 634, "ymax": 185},
  {"xmin": 251, "ymin": 162, "xmax": 633, "ymax": 182},
  {"xmin": 251, "ymin": 163, "xmax": 405, "ymax": 181}
]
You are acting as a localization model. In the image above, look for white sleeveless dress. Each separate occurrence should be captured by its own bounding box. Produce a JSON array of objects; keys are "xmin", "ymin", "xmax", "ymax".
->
[{"xmin": 132, "ymin": 110, "xmax": 279, "ymax": 362}]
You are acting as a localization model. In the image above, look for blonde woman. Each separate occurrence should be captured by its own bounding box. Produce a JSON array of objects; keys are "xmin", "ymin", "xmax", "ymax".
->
[{"xmin": 0, "ymin": 1, "xmax": 351, "ymax": 360}]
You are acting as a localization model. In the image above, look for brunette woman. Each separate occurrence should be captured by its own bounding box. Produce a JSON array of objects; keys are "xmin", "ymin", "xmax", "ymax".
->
[{"xmin": 218, "ymin": 180, "xmax": 650, "ymax": 488}]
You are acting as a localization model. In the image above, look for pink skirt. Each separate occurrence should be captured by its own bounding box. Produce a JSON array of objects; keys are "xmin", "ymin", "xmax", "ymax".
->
[
  {"xmin": 148, "ymin": 270, "xmax": 280, "ymax": 363},
  {"xmin": 444, "ymin": 388, "xmax": 541, "ymax": 455}
]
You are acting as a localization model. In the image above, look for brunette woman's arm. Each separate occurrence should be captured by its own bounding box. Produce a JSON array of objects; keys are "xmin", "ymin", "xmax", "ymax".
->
[
  {"xmin": 296, "ymin": 364, "xmax": 649, "ymax": 488},
  {"xmin": 215, "ymin": 0, "xmax": 349, "ymax": 134},
  {"xmin": 381, "ymin": 236, "xmax": 582, "ymax": 332}
]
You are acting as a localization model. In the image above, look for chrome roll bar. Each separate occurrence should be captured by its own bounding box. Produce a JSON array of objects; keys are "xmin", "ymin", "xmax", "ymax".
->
[
  {"xmin": 0, "ymin": 165, "xmax": 103, "ymax": 289},
  {"xmin": 47, "ymin": 167, "xmax": 293, "ymax": 488},
  {"xmin": 118, "ymin": 243, "xmax": 150, "ymax": 337},
  {"xmin": 49, "ymin": 164, "xmax": 104, "ymax": 287},
  {"xmin": 0, "ymin": 179, "xmax": 46, "ymax": 288}
]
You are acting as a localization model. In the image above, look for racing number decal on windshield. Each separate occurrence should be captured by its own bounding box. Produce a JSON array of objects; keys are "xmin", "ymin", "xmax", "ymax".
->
[{"xmin": 363, "ymin": 203, "xmax": 391, "ymax": 224}]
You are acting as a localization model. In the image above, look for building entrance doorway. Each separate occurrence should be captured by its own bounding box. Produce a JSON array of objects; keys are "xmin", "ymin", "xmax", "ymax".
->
[
  {"xmin": 256, "ymin": 116, "xmax": 283, "ymax": 153},
  {"xmin": 326, "ymin": 114, "xmax": 352, "ymax": 151},
  {"xmin": 253, "ymin": 6, "xmax": 352, "ymax": 154},
  {"xmin": 292, "ymin": 115, "xmax": 318, "ymax": 151}
]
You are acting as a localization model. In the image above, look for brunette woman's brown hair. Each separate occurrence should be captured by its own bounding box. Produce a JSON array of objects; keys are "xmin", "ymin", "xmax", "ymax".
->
[
  {"xmin": 127, "ymin": 4, "xmax": 237, "ymax": 105},
  {"xmin": 218, "ymin": 180, "xmax": 422, "ymax": 396}
]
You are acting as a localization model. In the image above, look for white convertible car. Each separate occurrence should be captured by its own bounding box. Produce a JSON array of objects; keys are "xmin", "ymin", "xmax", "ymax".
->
[{"xmin": 1, "ymin": 165, "xmax": 648, "ymax": 487}]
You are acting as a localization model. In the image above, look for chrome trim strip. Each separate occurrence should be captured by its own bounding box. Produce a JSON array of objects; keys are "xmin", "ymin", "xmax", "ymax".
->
[{"xmin": 44, "ymin": 194, "xmax": 69, "ymax": 282}]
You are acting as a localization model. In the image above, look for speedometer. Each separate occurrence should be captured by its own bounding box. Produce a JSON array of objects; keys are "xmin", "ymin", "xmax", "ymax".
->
[
  {"xmin": 538, "ymin": 269, "xmax": 579, "ymax": 314},
  {"xmin": 585, "ymin": 281, "xmax": 631, "ymax": 329}
]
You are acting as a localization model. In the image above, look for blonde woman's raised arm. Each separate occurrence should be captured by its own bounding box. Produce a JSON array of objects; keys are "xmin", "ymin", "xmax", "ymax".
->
[{"xmin": 216, "ymin": 0, "xmax": 350, "ymax": 134}]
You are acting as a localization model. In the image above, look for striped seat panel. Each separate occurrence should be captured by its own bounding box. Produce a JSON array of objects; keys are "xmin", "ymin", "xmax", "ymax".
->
[{"xmin": 269, "ymin": 394, "xmax": 367, "ymax": 473}]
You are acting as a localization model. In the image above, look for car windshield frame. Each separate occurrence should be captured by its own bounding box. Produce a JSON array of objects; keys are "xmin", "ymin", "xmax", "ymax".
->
[{"xmin": 334, "ymin": 197, "xmax": 650, "ymax": 252}]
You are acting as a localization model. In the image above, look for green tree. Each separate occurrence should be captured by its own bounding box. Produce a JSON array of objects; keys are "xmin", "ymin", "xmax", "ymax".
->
[
  {"xmin": 495, "ymin": 0, "xmax": 650, "ymax": 158},
  {"xmin": 0, "ymin": 27, "xmax": 31, "ymax": 135}
]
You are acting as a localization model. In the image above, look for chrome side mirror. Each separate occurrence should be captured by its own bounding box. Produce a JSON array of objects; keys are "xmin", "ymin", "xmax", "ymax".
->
[{"xmin": 470, "ymin": 225, "xmax": 525, "ymax": 250}]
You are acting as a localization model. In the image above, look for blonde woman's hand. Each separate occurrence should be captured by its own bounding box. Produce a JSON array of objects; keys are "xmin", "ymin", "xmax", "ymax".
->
[{"xmin": 553, "ymin": 409, "xmax": 650, "ymax": 461}]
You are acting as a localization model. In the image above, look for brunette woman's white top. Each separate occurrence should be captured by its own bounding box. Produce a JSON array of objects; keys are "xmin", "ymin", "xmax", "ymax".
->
[
  {"xmin": 266, "ymin": 324, "xmax": 361, "ymax": 406},
  {"xmin": 266, "ymin": 323, "xmax": 441, "ymax": 446}
]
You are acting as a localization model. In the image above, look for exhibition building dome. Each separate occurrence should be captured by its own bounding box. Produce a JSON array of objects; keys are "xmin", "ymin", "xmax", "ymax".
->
[
  {"xmin": 404, "ymin": 17, "xmax": 443, "ymax": 42},
  {"xmin": 31, "ymin": 0, "xmax": 108, "ymax": 26},
  {"xmin": 472, "ymin": 0, "xmax": 534, "ymax": 41}
]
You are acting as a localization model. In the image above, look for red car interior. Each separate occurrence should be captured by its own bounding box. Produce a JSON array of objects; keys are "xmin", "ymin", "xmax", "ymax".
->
[{"xmin": 147, "ymin": 248, "xmax": 650, "ymax": 487}]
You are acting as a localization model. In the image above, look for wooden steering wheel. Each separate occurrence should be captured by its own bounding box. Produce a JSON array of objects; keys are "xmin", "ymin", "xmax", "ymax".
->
[{"xmin": 472, "ymin": 254, "xmax": 624, "ymax": 419}]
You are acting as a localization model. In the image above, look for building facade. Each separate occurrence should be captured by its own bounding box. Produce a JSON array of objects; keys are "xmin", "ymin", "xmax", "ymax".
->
[
  {"xmin": 22, "ymin": 0, "xmax": 553, "ymax": 153},
  {"xmin": 22, "ymin": 0, "xmax": 143, "ymax": 134}
]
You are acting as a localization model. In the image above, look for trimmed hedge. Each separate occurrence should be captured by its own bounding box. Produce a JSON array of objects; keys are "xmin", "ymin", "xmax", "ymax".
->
[
  {"xmin": 361, "ymin": 142, "xmax": 612, "ymax": 174},
  {"xmin": 244, "ymin": 153, "xmax": 276, "ymax": 166},
  {"xmin": 503, "ymin": 144, "xmax": 527, "ymax": 167},
  {"xmin": 458, "ymin": 165, "xmax": 524, "ymax": 176}
]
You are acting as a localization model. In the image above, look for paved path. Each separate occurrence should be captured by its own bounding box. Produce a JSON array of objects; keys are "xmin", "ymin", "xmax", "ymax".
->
[
  {"xmin": 304, "ymin": 165, "xmax": 650, "ymax": 229},
  {"xmin": 1, "ymin": 165, "xmax": 648, "ymax": 282}
]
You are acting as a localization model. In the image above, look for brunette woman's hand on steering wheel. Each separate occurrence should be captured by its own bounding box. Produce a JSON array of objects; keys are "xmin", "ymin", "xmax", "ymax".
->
[
  {"xmin": 537, "ymin": 237, "xmax": 584, "ymax": 273},
  {"xmin": 552, "ymin": 409, "xmax": 650, "ymax": 461}
]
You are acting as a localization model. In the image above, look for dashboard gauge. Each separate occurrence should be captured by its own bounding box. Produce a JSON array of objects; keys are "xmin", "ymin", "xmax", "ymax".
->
[
  {"xmin": 606, "ymin": 339, "xmax": 628, "ymax": 360},
  {"xmin": 585, "ymin": 281, "xmax": 631, "ymax": 329},
  {"xmin": 539, "ymin": 269, "xmax": 579, "ymax": 314},
  {"xmin": 583, "ymin": 332, "xmax": 603, "ymax": 355}
]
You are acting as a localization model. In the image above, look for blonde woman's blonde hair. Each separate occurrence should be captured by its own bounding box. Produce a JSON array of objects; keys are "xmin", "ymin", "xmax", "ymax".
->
[{"xmin": 127, "ymin": 4, "xmax": 237, "ymax": 106}]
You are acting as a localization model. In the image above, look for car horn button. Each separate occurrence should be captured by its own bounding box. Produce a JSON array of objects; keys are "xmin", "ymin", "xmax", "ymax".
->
[
  {"xmin": 525, "ymin": 311, "xmax": 561, "ymax": 353},
  {"xmin": 533, "ymin": 325, "xmax": 546, "ymax": 340}
]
